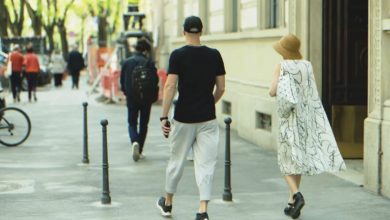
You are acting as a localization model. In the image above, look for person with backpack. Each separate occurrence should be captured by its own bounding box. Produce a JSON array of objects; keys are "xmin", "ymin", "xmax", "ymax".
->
[
  {"xmin": 156, "ymin": 16, "xmax": 225, "ymax": 220},
  {"xmin": 120, "ymin": 38, "xmax": 158, "ymax": 162}
]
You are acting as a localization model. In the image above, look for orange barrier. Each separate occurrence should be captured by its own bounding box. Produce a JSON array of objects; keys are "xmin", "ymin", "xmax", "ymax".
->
[
  {"xmin": 88, "ymin": 45, "xmax": 125, "ymax": 103},
  {"xmin": 157, "ymin": 68, "xmax": 167, "ymax": 101}
]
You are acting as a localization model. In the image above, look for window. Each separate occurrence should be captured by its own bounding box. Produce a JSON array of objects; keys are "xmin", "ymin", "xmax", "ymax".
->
[
  {"xmin": 269, "ymin": 0, "xmax": 278, "ymax": 28},
  {"xmin": 239, "ymin": 0, "xmax": 258, "ymax": 30},
  {"xmin": 184, "ymin": 0, "xmax": 199, "ymax": 17},
  {"xmin": 208, "ymin": 0, "xmax": 225, "ymax": 33},
  {"xmin": 284, "ymin": 0, "xmax": 288, "ymax": 27},
  {"xmin": 232, "ymin": 0, "xmax": 238, "ymax": 32},
  {"xmin": 222, "ymin": 101, "xmax": 232, "ymax": 115},
  {"xmin": 256, "ymin": 112, "xmax": 272, "ymax": 131}
]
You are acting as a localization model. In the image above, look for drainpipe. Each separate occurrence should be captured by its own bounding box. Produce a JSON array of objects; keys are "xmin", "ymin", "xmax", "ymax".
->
[
  {"xmin": 378, "ymin": 121, "xmax": 383, "ymax": 195},
  {"xmin": 377, "ymin": 100, "xmax": 390, "ymax": 195}
]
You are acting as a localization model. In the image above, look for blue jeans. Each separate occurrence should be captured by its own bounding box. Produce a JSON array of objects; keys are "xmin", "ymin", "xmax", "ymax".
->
[{"xmin": 127, "ymin": 100, "xmax": 152, "ymax": 154}]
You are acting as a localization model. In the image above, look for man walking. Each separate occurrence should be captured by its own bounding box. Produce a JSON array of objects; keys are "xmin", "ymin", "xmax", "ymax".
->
[
  {"xmin": 156, "ymin": 16, "xmax": 226, "ymax": 220},
  {"xmin": 67, "ymin": 44, "xmax": 85, "ymax": 89},
  {"xmin": 120, "ymin": 39, "xmax": 158, "ymax": 162}
]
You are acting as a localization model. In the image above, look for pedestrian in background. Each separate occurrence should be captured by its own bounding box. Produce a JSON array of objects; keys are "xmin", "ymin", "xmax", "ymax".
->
[
  {"xmin": 9, "ymin": 44, "xmax": 24, "ymax": 102},
  {"xmin": 120, "ymin": 38, "xmax": 158, "ymax": 162},
  {"xmin": 269, "ymin": 34, "xmax": 346, "ymax": 219},
  {"xmin": 23, "ymin": 43, "xmax": 40, "ymax": 102},
  {"xmin": 67, "ymin": 44, "xmax": 85, "ymax": 89},
  {"xmin": 49, "ymin": 48, "xmax": 66, "ymax": 87},
  {"xmin": 157, "ymin": 16, "xmax": 225, "ymax": 220}
]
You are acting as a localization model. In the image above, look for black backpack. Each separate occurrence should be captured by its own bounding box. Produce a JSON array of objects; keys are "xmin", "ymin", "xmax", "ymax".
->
[{"xmin": 131, "ymin": 59, "xmax": 158, "ymax": 105}]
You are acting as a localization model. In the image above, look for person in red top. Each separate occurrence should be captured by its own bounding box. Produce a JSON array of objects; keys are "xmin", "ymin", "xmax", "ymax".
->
[
  {"xmin": 23, "ymin": 44, "xmax": 40, "ymax": 102},
  {"xmin": 9, "ymin": 44, "xmax": 24, "ymax": 102}
]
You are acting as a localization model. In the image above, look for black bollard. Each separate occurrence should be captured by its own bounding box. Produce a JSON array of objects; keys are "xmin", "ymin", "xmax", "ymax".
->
[
  {"xmin": 100, "ymin": 119, "xmax": 111, "ymax": 204},
  {"xmin": 223, "ymin": 117, "xmax": 233, "ymax": 202},
  {"xmin": 82, "ymin": 102, "xmax": 89, "ymax": 164}
]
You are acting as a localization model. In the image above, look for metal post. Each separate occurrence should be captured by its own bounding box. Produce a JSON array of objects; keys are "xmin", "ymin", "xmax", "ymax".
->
[
  {"xmin": 82, "ymin": 102, "xmax": 89, "ymax": 164},
  {"xmin": 223, "ymin": 117, "xmax": 233, "ymax": 201},
  {"xmin": 100, "ymin": 119, "xmax": 111, "ymax": 204}
]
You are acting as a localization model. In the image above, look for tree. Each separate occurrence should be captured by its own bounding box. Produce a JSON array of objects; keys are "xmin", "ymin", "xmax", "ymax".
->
[
  {"xmin": 56, "ymin": 0, "xmax": 75, "ymax": 60},
  {"xmin": 86, "ymin": 0, "xmax": 123, "ymax": 48},
  {"xmin": 42, "ymin": 0, "xmax": 58, "ymax": 53},
  {"xmin": 0, "ymin": 0, "xmax": 9, "ymax": 37},
  {"xmin": 0, "ymin": 0, "xmax": 26, "ymax": 37},
  {"xmin": 8, "ymin": 0, "xmax": 25, "ymax": 36},
  {"xmin": 87, "ymin": 0, "xmax": 110, "ymax": 47},
  {"xmin": 24, "ymin": 0, "xmax": 43, "ymax": 36},
  {"xmin": 71, "ymin": 5, "xmax": 88, "ymax": 52}
]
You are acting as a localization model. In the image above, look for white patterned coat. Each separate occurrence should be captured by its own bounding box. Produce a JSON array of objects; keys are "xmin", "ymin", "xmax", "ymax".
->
[{"xmin": 277, "ymin": 60, "xmax": 346, "ymax": 175}]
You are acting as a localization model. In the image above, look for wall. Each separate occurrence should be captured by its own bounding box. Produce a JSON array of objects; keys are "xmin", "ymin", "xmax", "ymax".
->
[{"xmin": 365, "ymin": 0, "xmax": 390, "ymax": 198}]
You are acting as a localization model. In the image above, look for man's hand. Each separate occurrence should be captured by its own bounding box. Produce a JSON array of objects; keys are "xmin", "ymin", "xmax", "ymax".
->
[{"xmin": 161, "ymin": 119, "xmax": 171, "ymax": 138}]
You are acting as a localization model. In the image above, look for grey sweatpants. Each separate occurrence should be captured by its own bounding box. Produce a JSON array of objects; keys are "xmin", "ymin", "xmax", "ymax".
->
[{"xmin": 165, "ymin": 119, "xmax": 219, "ymax": 201}]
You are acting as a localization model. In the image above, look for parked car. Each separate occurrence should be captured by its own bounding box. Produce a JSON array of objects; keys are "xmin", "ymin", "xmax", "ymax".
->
[{"xmin": 36, "ymin": 54, "xmax": 52, "ymax": 86}]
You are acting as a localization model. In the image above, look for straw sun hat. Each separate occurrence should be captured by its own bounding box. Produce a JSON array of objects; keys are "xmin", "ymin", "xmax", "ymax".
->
[{"xmin": 273, "ymin": 34, "xmax": 302, "ymax": 59}]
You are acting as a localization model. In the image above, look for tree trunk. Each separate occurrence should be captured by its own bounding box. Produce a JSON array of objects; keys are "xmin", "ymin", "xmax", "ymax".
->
[
  {"xmin": 55, "ymin": 0, "xmax": 74, "ymax": 60},
  {"xmin": 24, "ymin": 0, "xmax": 43, "ymax": 36},
  {"xmin": 57, "ymin": 20, "xmax": 69, "ymax": 61},
  {"xmin": 16, "ymin": 1, "xmax": 26, "ymax": 36},
  {"xmin": 44, "ymin": 25, "xmax": 55, "ymax": 53},
  {"xmin": 98, "ymin": 15, "xmax": 108, "ymax": 47},
  {"xmin": 8, "ymin": 0, "xmax": 25, "ymax": 36},
  {"xmin": 32, "ymin": 14, "xmax": 43, "ymax": 36},
  {"xmin": 0, "ymin": 1, "xmax": 9, "ymax": 37}
]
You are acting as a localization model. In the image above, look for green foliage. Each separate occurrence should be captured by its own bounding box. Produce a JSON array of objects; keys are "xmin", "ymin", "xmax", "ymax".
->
[{"xmin": 128, "ymin": 0, "xmax": 139, "ymax": 4}]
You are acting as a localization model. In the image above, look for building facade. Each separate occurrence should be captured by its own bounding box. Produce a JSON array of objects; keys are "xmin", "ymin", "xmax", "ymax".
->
[{"xmin": 140, "ymin": 0, "xmax": 390, "ymax": 199}]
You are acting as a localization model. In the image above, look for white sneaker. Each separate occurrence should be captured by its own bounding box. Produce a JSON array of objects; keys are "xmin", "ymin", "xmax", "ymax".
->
[
  {"xmin": 132, "ymin": 142, "xmax": 140, "ymax": 162},
  {"xmin": 186, "ymin": 156, "xmax": 194, "ymax": 161},
  {"xmin": 139, "ymin": 154, "xmax": 146, "ymax": 160}
]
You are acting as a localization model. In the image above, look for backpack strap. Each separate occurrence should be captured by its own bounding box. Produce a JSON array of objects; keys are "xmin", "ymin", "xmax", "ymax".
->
[{"xmin": 138, "ymin": 56, "xmax": 150, "ymax": 67}]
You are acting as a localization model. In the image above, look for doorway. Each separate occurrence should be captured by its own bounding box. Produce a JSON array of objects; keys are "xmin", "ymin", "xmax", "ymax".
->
[{"xmin": 322, "ymin": 0, "xmax": 368, "ymax": 159}]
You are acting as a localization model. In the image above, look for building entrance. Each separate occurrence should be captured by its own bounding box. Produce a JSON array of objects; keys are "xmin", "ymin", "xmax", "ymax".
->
[{"xmin": 323, "ymin": 0, "xmax": 368, "ymax": 159}]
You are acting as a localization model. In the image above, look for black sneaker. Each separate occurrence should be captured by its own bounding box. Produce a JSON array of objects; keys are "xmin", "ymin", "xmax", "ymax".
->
[
  {"xmin": 156, "ymin": 197, "xmax": 172, "ymax": 217},
  {"xmin": 291, "ymin": 192, "xmax": 305, "ymax": 219},
  {"xmin": 284, "ymin": 203, "xmax": 300, "ymax": 217},
  {"xmin": 195, "ymin": 212, "xmax": 209, "ymax": 220}
]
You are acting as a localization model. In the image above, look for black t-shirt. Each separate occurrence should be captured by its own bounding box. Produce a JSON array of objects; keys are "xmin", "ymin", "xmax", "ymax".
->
[{"xmin": 168, "ymin": 45, "xmax": 226, "ymax": 123}]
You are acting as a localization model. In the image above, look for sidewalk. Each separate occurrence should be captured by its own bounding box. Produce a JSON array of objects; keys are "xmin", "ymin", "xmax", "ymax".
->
[{"xmin": 0, "ymin": 77, "xmax": 389, "ymax": 220}]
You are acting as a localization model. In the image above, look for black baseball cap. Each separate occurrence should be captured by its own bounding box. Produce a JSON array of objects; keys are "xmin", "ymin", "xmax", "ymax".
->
[{"xmin": 183, "ymin": 16, "xmax": 203, "ymax": 33}]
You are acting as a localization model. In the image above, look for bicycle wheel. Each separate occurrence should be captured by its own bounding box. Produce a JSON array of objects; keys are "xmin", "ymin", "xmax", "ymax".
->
[{"xmin": 0, "ymin": 107, "xmax": 31, "ymax": 147}]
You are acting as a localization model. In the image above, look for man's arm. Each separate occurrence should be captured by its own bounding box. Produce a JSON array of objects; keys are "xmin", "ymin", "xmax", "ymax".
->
[
  {"xmin": 161, "ymin": 74, "xmax": 177, "ymax": 137},
  {"xmin": 120, "ymin": 63, "xmax": 126, "ymax": 94},
  {"xmin": 214, "ymin": 75, "xmax": 225, "ymax": 103}
]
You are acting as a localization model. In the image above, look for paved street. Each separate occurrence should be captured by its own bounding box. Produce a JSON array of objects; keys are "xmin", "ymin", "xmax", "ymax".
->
[{"xmin": 0, "ymin": 76, "xmax": 390, "ymax": 220}]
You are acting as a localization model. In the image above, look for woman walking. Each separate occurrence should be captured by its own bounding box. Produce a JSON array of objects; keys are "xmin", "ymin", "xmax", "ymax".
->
[
  {"xmin": 49, "ymin": 49, "xmax": 66, "ymax": 87},
  {"xmin": 269, "ymin": 34, "xmax": 346, "ymax": 219},
  {"xmin": 9, "ymin": 44, "xmax": 24, "ymax": 102},
  {"xmin": 24, "ymin": 44, "xmax": 40, "ymax": 102}
]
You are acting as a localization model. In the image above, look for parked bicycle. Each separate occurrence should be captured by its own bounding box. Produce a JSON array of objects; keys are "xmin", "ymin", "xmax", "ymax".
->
[{"xmin": 0, "ymin": 97, "xmax": 31, "ymax": 146}]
